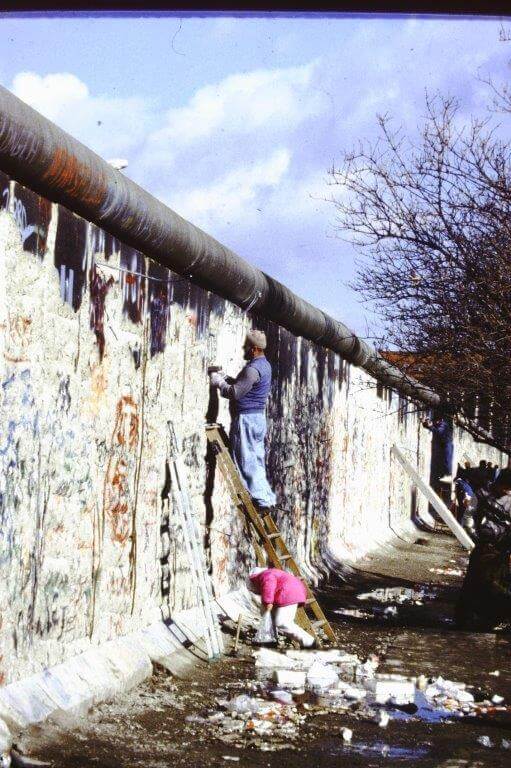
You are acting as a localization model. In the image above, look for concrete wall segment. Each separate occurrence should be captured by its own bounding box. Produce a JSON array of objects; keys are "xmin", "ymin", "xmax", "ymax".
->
[{"xmin": 0, "ymin": 176, "xmax": 504, "ymax": 694}]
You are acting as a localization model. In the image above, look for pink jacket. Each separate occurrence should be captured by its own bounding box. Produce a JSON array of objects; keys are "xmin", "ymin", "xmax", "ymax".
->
[{"xmin": 250, "ymin": 568, "xmax": 307, "ymax": 607}]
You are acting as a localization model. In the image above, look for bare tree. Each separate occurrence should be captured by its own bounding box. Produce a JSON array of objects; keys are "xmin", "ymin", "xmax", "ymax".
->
[{"xmin": 330, "ymin": 94, "xmax": 511, "ymax": 452}]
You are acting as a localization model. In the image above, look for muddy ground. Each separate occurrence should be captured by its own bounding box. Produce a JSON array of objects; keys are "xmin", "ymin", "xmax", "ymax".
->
[{"xmin": 17, "ymin": 530, "xmax": 511, "ymax": 768}]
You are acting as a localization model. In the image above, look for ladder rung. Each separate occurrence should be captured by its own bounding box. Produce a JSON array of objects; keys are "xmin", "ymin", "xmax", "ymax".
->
[{"xmin": 205, "ymin": 423, "xmax": 336, "ymax": 645}]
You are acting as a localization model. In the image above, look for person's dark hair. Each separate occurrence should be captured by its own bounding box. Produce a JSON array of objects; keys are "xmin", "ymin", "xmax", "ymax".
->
[{"xmin": 479, "ymin": 460, "xmax": 487, "ymax": 469}]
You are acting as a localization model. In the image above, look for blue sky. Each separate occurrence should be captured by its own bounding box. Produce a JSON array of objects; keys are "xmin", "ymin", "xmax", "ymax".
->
[{"xmin": 0, "ymin": 12, "xmax": 510, "ymax": 337}]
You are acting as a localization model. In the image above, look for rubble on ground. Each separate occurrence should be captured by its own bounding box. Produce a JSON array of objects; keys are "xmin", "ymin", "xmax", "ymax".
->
[
  {"xmin": 356, "ymin": 586, "xmax": 437, "ymax": 606},
  {"xmin": 186, "ymin": 645, "xmax": 511, "ymax": 753}
]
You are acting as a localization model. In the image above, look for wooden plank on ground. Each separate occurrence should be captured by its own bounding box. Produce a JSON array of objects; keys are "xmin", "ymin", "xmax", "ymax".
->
[{"xmin": 391, "ymin": 444, "xmax": 474, "ymax": 551}]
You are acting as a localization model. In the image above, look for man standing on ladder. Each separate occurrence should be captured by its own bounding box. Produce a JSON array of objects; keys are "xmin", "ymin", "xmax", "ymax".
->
[{"xmin": 209, "ymin": 330, "xmax": 276, "ymax": 512}]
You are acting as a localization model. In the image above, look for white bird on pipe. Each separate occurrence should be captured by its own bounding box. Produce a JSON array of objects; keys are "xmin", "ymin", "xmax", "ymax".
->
[{"xmin": 107, "ymin": 158, "xmax": 129, "ymax": 171}]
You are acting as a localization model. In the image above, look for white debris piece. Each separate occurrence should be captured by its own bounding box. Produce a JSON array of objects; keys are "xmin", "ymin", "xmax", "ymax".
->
[
  {"xmin": 491, "ymin": 694, "xmax": 504, "ymax": 705},
  {"xmin": 357, "ymin": 586, "xmax": 436, "ymax": 604},
  {"xmin": 477, "ymin": 735, "xmax": 493, "ymax": 748},
  {"xmin": 356, "ymin": 656, "xmax": 379, "ymax": 679},
  {"xmin": 274, "ymin": 670, "xmax": 307, "ymax": 689},
  {"xmin": 254, "ymin": 648, "xmax": 300, "ymax": 669},
  {"xmin": 225, "ymin": 695, "xmax": 263, "ymax": 714},
  {"xmin": 502, "ymin": 739, "xmax": 511, "ymax": 750},
  {"xmin": 378, "ymin": 711, "xmax": 390, "ymax": 728},
  {"xmin": 489, "ymin": 670, "xmax": 500, "ymax": 677},
  {"xmin": 306, "ymin": 661, "xmax": 339, "ymax": 690},
  {"xmin": 424, "ymin": 677, "xmax": 473, "ymax": 704},
  {"xmin": 366, "ymin": 679, "xmax": 416, "ymax": 705},
  {"xmin": 334, "ymin": 608, "xmax": 374, "ymax": 620},
  {"xmin": 343, "ymin": 686, "xmax": 367, "ymax": 701},
  {"xmin": 270, "ymin": 690, "xmax": 293, "ymax": 705},
  {"xmin": 340, "ymin": 727, "xmax": 353, "ymax": 742},
  {"xmin": 429, "ymin": 567, "xmax": 463, "ymax": 577},
  {"xmin": 286, "ymin": 649, "xmax": 359, "ymax": 666}
]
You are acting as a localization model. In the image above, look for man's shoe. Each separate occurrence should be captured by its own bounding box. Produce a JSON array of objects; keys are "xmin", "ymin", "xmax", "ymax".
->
[{"xmin": 254, "ymin": 502, "xmax": 275, "ymax": 516}]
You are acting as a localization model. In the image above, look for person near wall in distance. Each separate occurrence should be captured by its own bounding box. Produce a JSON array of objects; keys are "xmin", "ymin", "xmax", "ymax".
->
[
  {"xmin": 209, "ymin": 330, "xmax": 276, "ymax": 512},
  {"xmin": 423, "ymin": 412, "xmax": 454, "ymax": 483},
  {"xmin": 247, "ymin": 567, "xmax": 315, "ymax": 648}
]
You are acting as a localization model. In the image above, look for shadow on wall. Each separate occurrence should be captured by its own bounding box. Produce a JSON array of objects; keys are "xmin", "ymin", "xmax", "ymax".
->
[
  {"xmin": 244, "ymin": 314, "xmax": 342, "ymax": 572},
  {"xmin": 204, "ymin": 384, "xmax": 220, "ymax": 573}
]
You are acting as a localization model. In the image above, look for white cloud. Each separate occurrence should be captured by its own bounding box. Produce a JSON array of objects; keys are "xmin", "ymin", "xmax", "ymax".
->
[
  {"xmin": 12, "ymin": 72, "xmax": 89, "ymax": 119},
  {"xmin": 168, "ymin": 148, "xmax": 291, "ymax": 230},
  {"xmin": 143, "ymin": 61, "xmax": 326, "ymax": 155},
  {"xmin": 11, "ymin": 71, "xmax": 155, "ymax": 160}
]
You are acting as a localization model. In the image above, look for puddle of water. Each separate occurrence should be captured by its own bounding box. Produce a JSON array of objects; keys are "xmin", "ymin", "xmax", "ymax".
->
[{"xmin": 324, "ymin": 737, "xmax": 431, "ymax": 760}]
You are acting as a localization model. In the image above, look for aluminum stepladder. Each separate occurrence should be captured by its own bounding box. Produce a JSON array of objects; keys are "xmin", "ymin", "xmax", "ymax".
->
[
  {"xmin": 205, "ymin": 423, "xmax": 336, "ymax": 646},
  {"xmin": 167, "ymin": 421, "xmax": 224, "ymax": 659}
]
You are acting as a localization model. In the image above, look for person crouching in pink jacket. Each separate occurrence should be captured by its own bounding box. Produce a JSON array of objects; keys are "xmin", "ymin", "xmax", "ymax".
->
[{"xmin": 247, "ymin": 567, "xmax": 315, "ymax": 647}]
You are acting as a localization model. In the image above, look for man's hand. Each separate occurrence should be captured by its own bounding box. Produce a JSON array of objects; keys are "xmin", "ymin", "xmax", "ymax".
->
[{"xmin": 209, "ymin": 371, "xmax": 225, "ymax": 387}]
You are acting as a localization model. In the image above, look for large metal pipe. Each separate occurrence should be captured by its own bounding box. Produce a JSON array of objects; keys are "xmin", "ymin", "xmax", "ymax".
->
[{"xmin": 0, "ymin": 84, "xmax": 439, "ymax": 406}]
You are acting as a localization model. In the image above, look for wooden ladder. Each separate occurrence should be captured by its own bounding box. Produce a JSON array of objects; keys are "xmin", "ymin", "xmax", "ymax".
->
[{"xmin": 206, "ymin": 423, "xmax": 336, "ymax": 646}]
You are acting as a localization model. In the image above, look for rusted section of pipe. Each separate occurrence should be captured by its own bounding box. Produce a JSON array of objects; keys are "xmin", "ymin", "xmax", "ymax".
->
[{"xmin": 0, "ymin": 84, "xmax": 439, "ymax": 406}]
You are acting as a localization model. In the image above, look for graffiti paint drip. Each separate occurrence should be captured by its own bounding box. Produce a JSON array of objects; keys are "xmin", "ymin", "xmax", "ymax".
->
[
  {"xmin": 54, "ymin": 206, "xmax": 88, "ymax": 311},
  {"xmin": 89, "ymin": 262, "xmax": 114, "ymax": 360},
  {"xmin": 120, "ymin": 245, "xmax": 146, "ymax": 324},
  {"xmin": 148, "ymin": 261, "xmax": 170, "ymax": 357},
  {"xmin": 4, "ymin": 183, "xmax": 52, "ymax": 258}
]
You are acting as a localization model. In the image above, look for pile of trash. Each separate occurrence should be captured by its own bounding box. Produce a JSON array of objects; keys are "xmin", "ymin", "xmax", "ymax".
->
[
  {"xmin": 186, "ymin": 686, "xmax": 307, "ymax": 752},
  {"xmin": 194, "ymin": 646, "xmax": 510, "ymax": 752},
  {"xmin": 356, "ymin": 586, "xmax": 437, "ymax": 606},
  {"xmin": 334, "ymin": 586, "xmax": 440, "ymax": 623}
]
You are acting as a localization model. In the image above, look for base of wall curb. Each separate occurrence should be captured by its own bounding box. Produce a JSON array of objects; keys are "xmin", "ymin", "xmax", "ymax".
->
[{"xmin": 0, "ymin": 588, "xmax": 259, "ymax": 756}]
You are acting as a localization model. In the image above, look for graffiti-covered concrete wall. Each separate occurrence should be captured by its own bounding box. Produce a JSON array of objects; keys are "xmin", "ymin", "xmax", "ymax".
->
[{"xmin": 0, "ymin": 172, "xmax": 504, "ymax": 686}]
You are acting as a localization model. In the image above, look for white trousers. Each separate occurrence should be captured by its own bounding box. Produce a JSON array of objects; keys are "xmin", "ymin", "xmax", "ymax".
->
[{"xmin": 273, "ymin": 604, "xmax": 315, "ymax": 647}]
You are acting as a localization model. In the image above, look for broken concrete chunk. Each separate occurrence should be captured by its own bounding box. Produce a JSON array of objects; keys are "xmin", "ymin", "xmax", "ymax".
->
[
  {"xmin": 365, "ymin": 679, "xmax": 416, "ymax": 705},
  {"xmin": 306, "ymin": 661, "xmax": 339, "ymax": 690},
  {"xmin": 286, "ymin": 649, "xmax": 359, "ymax": 666},
  {"xmin": 274, "ymin": 670, "xmax": 307, "ymax": 689},
  {"xmin": 254, "ymin": 649, "xmax": 299, "ymax": 670},
  {"xmin": 270, "ymin": 690, "xmax": 294, "ymax": 705}
]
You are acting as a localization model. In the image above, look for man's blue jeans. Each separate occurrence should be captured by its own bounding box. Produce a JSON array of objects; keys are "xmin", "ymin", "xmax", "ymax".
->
[{"xmin": 230, "ymin": 412, "xmax": 276, "ymax": 508}]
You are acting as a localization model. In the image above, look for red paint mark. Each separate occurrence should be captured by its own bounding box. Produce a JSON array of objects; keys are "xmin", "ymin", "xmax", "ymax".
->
[
  {"xmin": 89, "ymin": 263, "xmax": 114, "ymax": 359},
  {"xmin": 104, "ymin": 396, "xmax": 140, "ymax": 544},
  {"xmin": 42, "ymin": 147, "xmax": 105, "ymax": 207},
  {"xmin": 115, "ymin": 395, "xmax": 139, "ymax": 448}
]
